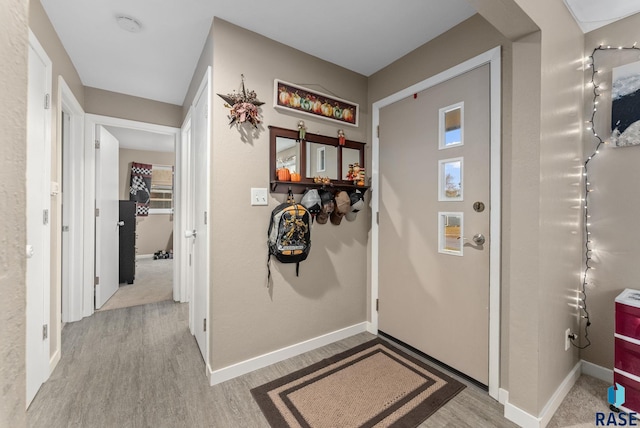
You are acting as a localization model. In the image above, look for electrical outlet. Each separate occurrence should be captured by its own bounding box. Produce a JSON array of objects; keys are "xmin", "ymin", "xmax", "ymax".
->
[
  {"xmin": 565, "ymin": 328, "xmax": 571, "ymax": 351},
  {"xmin": 251, "ymin": 188, "xmax": 268, "ymax": 206}
]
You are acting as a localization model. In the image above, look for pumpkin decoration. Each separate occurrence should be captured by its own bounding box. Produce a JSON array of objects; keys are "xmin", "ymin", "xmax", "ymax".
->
[
  {"xmin": 277, "ymin": 168, "xmax": 291, "ymax": 181},
  {"xmin": 290, "ymin": 172, "xmax": 301, "ymax": 182}
]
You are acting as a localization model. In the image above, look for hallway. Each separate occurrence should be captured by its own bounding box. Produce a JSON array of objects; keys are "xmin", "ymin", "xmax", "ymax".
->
[{"xmin": 26, "ymin": 302, "xmax": 517, "ymax": 428}]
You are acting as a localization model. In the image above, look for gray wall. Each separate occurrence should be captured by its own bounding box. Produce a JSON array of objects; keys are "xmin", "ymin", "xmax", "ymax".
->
[
  {"xmin": 85, "ymin": 87, "xmax": 183, "ymax": 128},
  {"xmin": 0, "ymin": 0, "xmax": 28, "ymax": 424},
  {"xmin": 471, "ymin": 0, "xmax": 585, "ymax": 416},
  {"xmin": 582, "ymin": 13, "xmax": 640, "ymax": 370},
  {"xmin": 186, "ymin": 18, "xmax": 370, "ymax": 371}
]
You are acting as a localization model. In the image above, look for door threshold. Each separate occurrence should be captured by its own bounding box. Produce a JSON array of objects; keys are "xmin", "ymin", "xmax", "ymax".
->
[{"xmin": 378, "ymin": 330, "xmax": 488, "ymax": 392}]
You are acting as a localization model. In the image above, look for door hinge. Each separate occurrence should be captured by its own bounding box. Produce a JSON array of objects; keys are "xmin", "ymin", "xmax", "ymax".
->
[
  {"xmin": 44, "ymin": 94, "xmax": 50, "ymax": 110},
  {"xmin": 43, "ymin": 209, "xmax": 49, "ymax": 225},
  {"xmin": 42, "ymin": 324, "xmax": 48, "ymax": 340},
  {"xmin": 376, "ymin": 212, "xmax": 379, "ymax": 225},
  {"xmin": 203, "ymin": 318, "xmax": 207, "ymax": 332},
  {"xmin": 95, "ymin": 139, "xmax": 100, "ymax": 149},
  {"xmin": 376, "ymin": 299, "xmax": 379, "ymax": 312},
  {"xmin": 95, "ymin": 208, "xmax": 100, "ymax": 217},
  {"xmin": 377, "ymin": 125, "xmax": 380, "ymax": 138},
  {"xmin": 94, "ymin": 276, "xmax": 99, "ymax": 286},
  {"xmin": 62, "ymin": 225, "xmax": 69, "ymax": 232},
  {"xmin": 204, "ymin": 211, "xmax": 207, "ymax": 225}
]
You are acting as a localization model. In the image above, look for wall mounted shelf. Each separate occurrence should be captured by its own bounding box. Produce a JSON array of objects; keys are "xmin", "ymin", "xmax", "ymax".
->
[{"xmin": 270, "ymin": 125, "xmax": 368, "ymax": 194}]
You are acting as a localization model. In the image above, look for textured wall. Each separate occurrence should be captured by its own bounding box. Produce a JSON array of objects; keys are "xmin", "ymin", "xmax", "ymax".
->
[
  {"xmin": 582, "ymin": 13, "xmax": 640, "ymax": 370},
  {"xmin": 471, "ymin": 0, "xmax": 585, "ymax": 417},
  {"xmin": 0, "ymin": 0, "xmax": 28, "ymax": 424},
  {"xmin": 202, "ymin": 18, "xmax": 369, "ymax": 370}
]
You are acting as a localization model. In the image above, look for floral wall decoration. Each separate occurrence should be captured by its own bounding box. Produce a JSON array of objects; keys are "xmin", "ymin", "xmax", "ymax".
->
[{"xmin": 217, "ymin": 74, "xmax": 264, "ymax": 128}]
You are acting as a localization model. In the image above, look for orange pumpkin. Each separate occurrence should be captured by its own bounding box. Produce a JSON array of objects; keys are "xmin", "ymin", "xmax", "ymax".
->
[
  {"xmin": 277, "ymin": 168, "xmax": 291, "ymax": 181},
  {"xmin": 290, "ymin": 173, "xmax": 301, "ymax": 182}
]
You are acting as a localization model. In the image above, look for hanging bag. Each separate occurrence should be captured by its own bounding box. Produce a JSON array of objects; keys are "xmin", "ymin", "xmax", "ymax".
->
[{"xmin": 267, "ymin": 190, "xmax": 311, "ymax": 278}]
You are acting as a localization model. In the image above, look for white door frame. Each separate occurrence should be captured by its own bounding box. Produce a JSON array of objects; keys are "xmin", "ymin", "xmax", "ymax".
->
[
  {"xmin": 26, "ymin": 29, "xmax": 52, "ymax": 406},
  {"xmin": 189, "ymin": 67, "xmax": 211, "ymax": 370},
  {"xmin": 82, "ymin": 114, "xmax": 181, "ymax": 316},
  {"xmin": 179, "ymin": 108, "xmax": 193, "ymax": 307},
  {"xmin": 59, "ymin": 76, "xmax": 85, "ymax": 324},
  {"xmin": 371, "ymin": 46, "xmax": 502, "ymax": 399}
]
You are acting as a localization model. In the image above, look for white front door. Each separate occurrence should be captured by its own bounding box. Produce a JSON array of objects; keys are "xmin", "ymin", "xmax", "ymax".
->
[
  {"xmin": 378, "ymin": 64, "xmax": 491, "ymax": 385},
  {"xmin": 26, "ymin": 32, "xmax": 52, "ymax": 407},
  {"xmin": 95, "ymin": 126, "xmax": 120, "ymax": 308},
  {"xmin": 191, "ymin": 71, "xmax": 210, "ymax": 361}
]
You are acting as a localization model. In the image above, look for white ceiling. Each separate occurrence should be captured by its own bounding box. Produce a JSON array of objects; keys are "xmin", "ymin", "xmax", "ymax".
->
[
  {"xmin": 40, "ymin": 1, "xmax": 640, "ymax": 154},
  {"xmin": 40, "ymin": 0, "xmax": 476, "ymax": 106},
  {"xmin": 40, "ymin": 0, "xmax": 640, "ymax": 108},
  {"xmin": 105, "ymin": 126, "xmax": 174, "ymax": 152},
  {"xmin": 563, "ymin": 0, "xmax": 640, "ymax": 33}
]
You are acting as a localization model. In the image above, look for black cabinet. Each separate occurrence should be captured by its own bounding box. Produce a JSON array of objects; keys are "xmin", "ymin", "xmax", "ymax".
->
[{"xmin": 119, "ymin": 200, "xmax": 136, "ymax": 284}]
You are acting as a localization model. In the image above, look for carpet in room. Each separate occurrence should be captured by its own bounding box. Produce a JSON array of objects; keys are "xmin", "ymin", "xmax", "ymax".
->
[
  {"xmin": 98, "ymin": 258, "xmax": 173, "ymax": 311},
  {"xmin": 251, "ymin": 338, "xmax": 465, "ymax": 428}
]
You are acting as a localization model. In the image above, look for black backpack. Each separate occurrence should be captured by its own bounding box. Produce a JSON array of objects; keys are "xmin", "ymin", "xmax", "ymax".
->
[{"xmin": 267, "ymin": 191, "xmax": 311, "ymax": 278}]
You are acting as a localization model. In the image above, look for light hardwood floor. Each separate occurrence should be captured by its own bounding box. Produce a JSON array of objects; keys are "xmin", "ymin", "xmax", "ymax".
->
[{"xmin": 26, "ymin": 301, "xmax": 523, "ymax": 427}]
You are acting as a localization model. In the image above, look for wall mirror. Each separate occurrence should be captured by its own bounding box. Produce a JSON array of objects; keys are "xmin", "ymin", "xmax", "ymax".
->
[
  {"xmin": 276, "ymin": 136, "xmax": 299, "ymax": 173},
  {"xmin": 307, "ymin": 143, "xmax": 338, "ymax": 179},
  {"xmin": 269, "ymin": 126, "xmax": 367, "ymax": 193}
]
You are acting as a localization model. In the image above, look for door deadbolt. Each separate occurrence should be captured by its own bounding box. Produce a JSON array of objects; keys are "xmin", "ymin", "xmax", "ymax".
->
[{"xmin": 473, "ymin": 201, "xmax": 485, "ymax": 212}]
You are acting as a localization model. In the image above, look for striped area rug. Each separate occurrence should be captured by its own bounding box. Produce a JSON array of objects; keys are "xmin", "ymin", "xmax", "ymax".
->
[{"xmin": 251, "ymin": 338, "xmax": 465, "ymax": 428}]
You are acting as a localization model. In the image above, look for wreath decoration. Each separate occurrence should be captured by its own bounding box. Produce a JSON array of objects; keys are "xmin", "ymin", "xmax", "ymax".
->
[{"xmin": 217, "ymin": 74, "xmax": 264, "ymax": 128}]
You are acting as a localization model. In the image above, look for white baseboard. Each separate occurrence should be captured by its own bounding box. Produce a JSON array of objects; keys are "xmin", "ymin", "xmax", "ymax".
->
[
  {"xmin": 504, "ymin": 361, "xmax": 581, "ymax": 428},
  {"xmin": 499, "ymin": 388, "xmax": 509, "ymax": 405},
  {"xmin": 208, "ymin": 322, "xmax": 369, "ymax": 386},
  {"xmin": 365, "ymin": 321, "xmax": 376, "ymax": 334},
  {"xmin": 136, "ymin": 254, "xmax": 154, "ymax": 260},
  {"xmin": 49, "ymin": 348, "xmax": 61, "ymax": 375},
  {"xmin": 505, "ymin": 401, "xmax": 541, "ymax": 428},
  {"xmin": 539, "ymin": 361, "xmax": 581, "ymax": 427},
  {"xmin": 581, "ymin": 359, "xmax": 613, "ymax": 383}
]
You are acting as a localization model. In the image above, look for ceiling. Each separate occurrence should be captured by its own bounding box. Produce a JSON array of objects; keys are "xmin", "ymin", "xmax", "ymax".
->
[
  {"xmin": 564, "ymin": 0, "xmax": 640, "ymax": 33},
  {"xmin": 105, "ymin": 126, "xmax": 174, "ymax": 152},
  {"xmin": 40, "ymin": 1, "xmax": 640, "ymax": 107},
  {"xmin": 40, "ymin": 0, "xmax": 640, "ymax": 153},
  {"xmin": 40, "ymin": 0, "xmax": 476, "ymax": 106}
]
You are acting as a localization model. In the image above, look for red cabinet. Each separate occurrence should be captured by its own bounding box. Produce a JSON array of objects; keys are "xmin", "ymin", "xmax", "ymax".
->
[{"xmin": 614, "ymin": 289, "xmax": 640, "ymax": 412}]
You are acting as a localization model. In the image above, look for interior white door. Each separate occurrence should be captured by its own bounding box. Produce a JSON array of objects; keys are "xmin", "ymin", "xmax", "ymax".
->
[
  {"xmin": 61, "ymin": 111, "xmax": 71, "ymax": 321},
  {"xmin": 95, "ymin": 126, "xmax": 120, "ymax": 308},
  {"xmin": 26, "ymin": 33, "xmax": 51, "ymax": 407},
  {"xmin": 378, "ymin": 64, "xmax": 491, "ymax": 385},
  {"xmin": 181, "ymin": 115, "xmax": 194, "ymax": 307},
  {"xmin": 191, "ymin": 75, "xmax": 210, "ymax": 360}
]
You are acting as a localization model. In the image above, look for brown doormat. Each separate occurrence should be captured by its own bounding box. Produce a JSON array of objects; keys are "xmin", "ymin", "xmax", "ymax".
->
[{"xmin": 251, "ymin": 338, "xmax": 465, "ymax": 428}]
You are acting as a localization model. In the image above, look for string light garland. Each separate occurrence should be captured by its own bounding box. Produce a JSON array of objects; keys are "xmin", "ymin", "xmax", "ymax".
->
[{"xmin": 575, "ymin": 43, "xmax": 640, "ymax": 349}]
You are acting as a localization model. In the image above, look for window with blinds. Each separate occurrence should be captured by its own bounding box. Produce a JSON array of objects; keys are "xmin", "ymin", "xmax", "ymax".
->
[{"xmin": 149, "ymin": 164, "xmax": 173, "ymax": 214}]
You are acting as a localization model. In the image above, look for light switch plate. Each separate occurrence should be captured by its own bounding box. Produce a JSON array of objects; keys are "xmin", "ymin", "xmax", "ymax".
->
[{"xmin": 251, "ymin": 188, "xmax": 268, "ymax": 206}]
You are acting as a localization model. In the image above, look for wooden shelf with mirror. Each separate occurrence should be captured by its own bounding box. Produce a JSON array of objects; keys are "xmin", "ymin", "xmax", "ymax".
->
[{"xmin": 269, "ymin": 126, "xmax": 369, "ymax": 194}]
